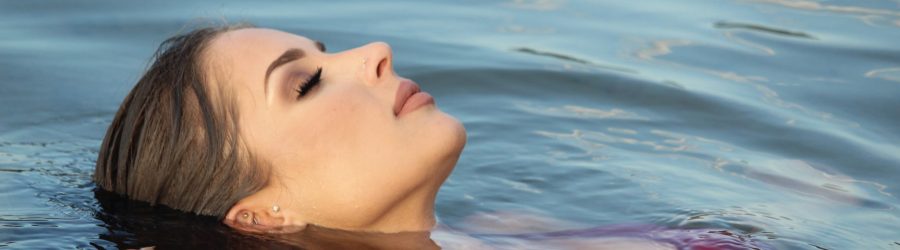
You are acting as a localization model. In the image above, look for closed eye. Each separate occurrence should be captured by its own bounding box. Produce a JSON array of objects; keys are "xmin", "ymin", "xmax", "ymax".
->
[{"xmin": 295, "ymin": 67, "xmax": 323, "ymax": 100}]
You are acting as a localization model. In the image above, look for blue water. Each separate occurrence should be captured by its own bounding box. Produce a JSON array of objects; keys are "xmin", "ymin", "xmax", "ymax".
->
[{"xmin": 2, "ymin": 1, "xmax": 899, "ymax": 249}]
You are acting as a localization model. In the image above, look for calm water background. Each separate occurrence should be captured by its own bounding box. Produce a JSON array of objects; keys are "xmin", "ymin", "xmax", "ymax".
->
[{"xmin": 1, "ymin": 0, "xmax": 899, "ymax": 249}]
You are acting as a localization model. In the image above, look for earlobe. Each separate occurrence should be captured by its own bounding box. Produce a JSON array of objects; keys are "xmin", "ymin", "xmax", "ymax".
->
[
  {"xmin": 224, "ymin": 201, "xmax": 308, "ymax": 234},
  {"xmin": 224, "ymin": 204, "xmax": 260, "ymax": 233}
]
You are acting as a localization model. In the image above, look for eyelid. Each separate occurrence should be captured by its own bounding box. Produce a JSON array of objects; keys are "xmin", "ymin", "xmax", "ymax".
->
[
  {"xmin": 281, "ymin": 72, "xmax": 306, "ymax": 100},
  {"xmin": 292, "ymin": 67, "xmax": 323, "ymax": 100}
]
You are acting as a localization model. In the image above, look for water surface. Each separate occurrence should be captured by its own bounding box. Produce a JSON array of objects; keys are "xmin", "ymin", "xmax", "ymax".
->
[{"xmin": 1, "ymin": 0, "xmax": 899, "ymax": 249}]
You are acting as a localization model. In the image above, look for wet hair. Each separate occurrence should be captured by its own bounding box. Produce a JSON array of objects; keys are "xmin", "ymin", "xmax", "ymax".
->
[{"xmin": 94, "ymin": 24, "xmax": 269, "ymax": 217}]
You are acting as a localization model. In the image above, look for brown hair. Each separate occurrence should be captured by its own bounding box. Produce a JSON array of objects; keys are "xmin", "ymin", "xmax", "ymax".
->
[{"xmin": 94, "ymin": 24, "xmax": 269, "ymax": 217}]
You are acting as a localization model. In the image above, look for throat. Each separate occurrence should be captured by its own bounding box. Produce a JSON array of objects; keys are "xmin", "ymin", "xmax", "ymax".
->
[{"xmin": 365, "ymin": 186, "xmax": 438, "ymax": 233}]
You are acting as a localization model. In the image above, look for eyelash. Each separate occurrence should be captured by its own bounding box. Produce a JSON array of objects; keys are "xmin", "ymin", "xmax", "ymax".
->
[{"xmin": 295, "ymin": 67, "xmax": 323, "ymax": 99}]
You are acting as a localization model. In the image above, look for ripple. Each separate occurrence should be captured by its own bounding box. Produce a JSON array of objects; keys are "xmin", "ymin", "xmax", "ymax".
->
[
  {"xmin": 714, "ymin": 21, "xmax": 815, "ymax": 39},
  {"xmin": 631, "ymin": 37, "xmax": 864, "ymax": 129},
  {"xmin": 513, "ymin": 47, "xmax": 637, "ymax": 73}
]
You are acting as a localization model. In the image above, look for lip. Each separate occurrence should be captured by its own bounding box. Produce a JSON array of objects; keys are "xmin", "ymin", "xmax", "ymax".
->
[{"xmin": 394, "ymin": 78, "xmax": 434, "ymax": 117}]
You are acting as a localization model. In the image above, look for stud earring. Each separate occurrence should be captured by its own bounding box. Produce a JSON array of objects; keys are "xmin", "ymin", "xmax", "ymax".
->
[{"xmin": 272, "ymin": 205, "xmax": 280, "ymax": 213}]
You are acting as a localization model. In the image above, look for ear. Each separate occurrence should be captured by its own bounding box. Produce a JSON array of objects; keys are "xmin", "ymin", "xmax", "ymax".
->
[{"xmin": 223, "ymin": 197, "xmax": 307, "ymax": 234}]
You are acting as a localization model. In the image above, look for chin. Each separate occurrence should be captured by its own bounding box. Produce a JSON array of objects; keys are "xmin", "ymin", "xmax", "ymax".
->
[
  {"xmin": 410, "ymin": 108, "xmax": 466, "ymax": 171},
  {"xmin": 429, "ymin": 111, "xmax": 466, "ymax": 177},
  {"xmin": 437, "ymin": 111, "xmax": 467, "ymax": 153}
]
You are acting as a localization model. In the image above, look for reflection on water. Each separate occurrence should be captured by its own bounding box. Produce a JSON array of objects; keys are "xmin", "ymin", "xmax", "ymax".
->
[
  {"xmin": 866, "ymin": 67, "xmax": 900, "ymax": 82},
  {"xmin": 749, "ymin": 0, "xmax": 900, "ymax": 18},
  {"xmin": 2, "ymin": 0, "xmax": 900, "ymax": 249},
  {"xmin": 518, "ymin": 104, "xmax": 647, "ymax": 121},
  {"xmin": 738, "ymin": 159, "xmax": 891, "ymax": 209},
  {"xmin": 503, "ymin": 0, "xmax": 566, "ymax": 11}
]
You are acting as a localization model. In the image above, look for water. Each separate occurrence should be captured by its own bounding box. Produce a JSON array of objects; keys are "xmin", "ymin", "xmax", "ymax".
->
[{"xmin": 1, "ymin": 0, "xmax": 899, "ymax": 249}]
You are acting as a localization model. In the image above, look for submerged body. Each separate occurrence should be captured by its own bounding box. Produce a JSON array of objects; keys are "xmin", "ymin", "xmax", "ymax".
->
[{"xmin": 223, "ymin": 222, "xmax": 770, "ymax": 249}]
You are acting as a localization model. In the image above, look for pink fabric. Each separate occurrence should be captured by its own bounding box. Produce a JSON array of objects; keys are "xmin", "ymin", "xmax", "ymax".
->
[{"xmin": 473, "ymin": 224, "xmax": 772, "ymax": 250}]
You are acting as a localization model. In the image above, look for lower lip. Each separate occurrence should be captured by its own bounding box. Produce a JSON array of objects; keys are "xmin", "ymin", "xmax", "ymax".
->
[{"xmin": 397, "ymin": 92, "xmax": 434, "ymax": 117}]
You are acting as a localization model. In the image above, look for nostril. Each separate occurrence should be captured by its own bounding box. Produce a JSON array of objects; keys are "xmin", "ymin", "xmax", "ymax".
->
[{"xmin": 376, "ymin": 57, "xmax": 388, "ymax": 78}]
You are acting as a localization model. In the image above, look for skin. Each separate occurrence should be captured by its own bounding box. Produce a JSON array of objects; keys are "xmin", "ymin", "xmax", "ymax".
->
[
  {"xmin": 167, "ymin": 28, "xmax": 725, "ymax": 249},
  {"xmin": 203, "ymin": 28, "xmax": 466, "ymax": 233}
]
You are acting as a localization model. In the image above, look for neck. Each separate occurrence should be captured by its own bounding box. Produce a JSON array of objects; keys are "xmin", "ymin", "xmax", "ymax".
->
[
  {"xmin": 364, "ymin": 186, "xmax": 438, "ymax": 232},
  {"xmin": 273, "ymin": 224, "xmax": 441, "ymax": 250},
  {"xmin": 273, "ymin": 178, "xmax": 440, "ymax": 233}
]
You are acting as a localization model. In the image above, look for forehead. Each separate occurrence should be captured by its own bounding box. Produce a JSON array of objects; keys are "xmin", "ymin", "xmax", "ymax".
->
[
  {"xmin": 210, "ymin": 28, "xmax": 317, "ymax": 52},
  {"xmin": 205, "ymin": 28, "xmax": 317, "ymax": 69},
  {"xmin": 201, "ymin": 28, "xmax": 318, "ymax": 99}
]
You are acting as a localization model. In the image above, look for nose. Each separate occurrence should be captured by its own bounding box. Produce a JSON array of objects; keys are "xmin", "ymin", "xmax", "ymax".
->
[{"xmin": 360, "ymin": 42, "xmax": 393, "ymax": 84}]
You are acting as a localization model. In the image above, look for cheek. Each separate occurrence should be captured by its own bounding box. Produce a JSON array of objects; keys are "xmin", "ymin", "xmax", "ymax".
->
[
  {"xmin": 314, "ymin": 95, "xmax": 386, "ymax": 140},
  {"xmin": 284, "ymin": 90, "xmax": 395, "ymax": 163}
]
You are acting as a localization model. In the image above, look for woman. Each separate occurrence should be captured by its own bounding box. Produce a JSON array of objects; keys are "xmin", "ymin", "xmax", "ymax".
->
[
  {"xmin": 95, "ymin": 24, "xmax": 770, "ymax": 249},
  {"xmin": 94, "ymin": 24, "xmax": 466, "ymax": 234}
]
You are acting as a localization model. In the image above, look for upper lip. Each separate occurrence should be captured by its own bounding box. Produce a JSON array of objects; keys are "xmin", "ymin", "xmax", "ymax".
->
[{"xmin": 393, "ymin": 78, "xmax": 421, "ymax": 116}]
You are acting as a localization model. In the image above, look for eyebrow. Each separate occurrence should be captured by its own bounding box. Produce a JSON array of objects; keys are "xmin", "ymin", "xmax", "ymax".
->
[
  {"xmin": 263, "ymin": 40, "xmax": 326, "ymax": 99},
  {"xmin": 315, "ymin": 41, "xmax": 326, "ymax": 52},
  {"xmin": 264, "ymin": 48, "xmax": 305, "ymax": 98}
]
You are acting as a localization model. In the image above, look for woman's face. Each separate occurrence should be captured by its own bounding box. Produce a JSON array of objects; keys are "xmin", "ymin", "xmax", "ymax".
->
[{"xmin": 205, "ymin": 28, "xmax": 465, "ymax": 231}]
